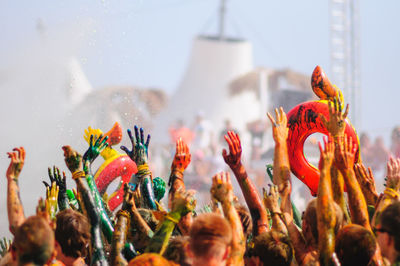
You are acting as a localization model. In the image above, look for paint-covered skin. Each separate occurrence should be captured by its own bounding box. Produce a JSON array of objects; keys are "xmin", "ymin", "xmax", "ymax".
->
[
  {"xmin": 145, "ymin": 189, "xmax": 196, "ymax": 255},
  {"xmin": 335, "ymin": 135, "xmax": 385, "ymax": 265},
  {"xmin": 311, "ymin": 65, "xmax": 337, "ymax": 100},
  {"xmin": 111, "ymin": 210, "xmax": 130, "ymax": 266},
  {"xmin": 335, "ymin": 135, "xmax": 370, "ymax": 229},
  {"xmin": 45, "ymin": 181, "xmax": 59, "ymax": 221},
  {"xmin": 267, "ymin": 108, "xmax": 291, "ymax": 194},
  {"xmin": 43, "ymin": 167, "xmax": 69, "ymax": 211},
  {"xmin": 62, "ymin": 146, "xmax": 108, "ymax": 266},
  {"xmin": 6, "ymin": 147, "xmax": 26, "ymax": 235},
  {"xmin": 168, "ymin": 138, "xmax": 191, "ymax": 209},
  {"xmin": 211, "ymin": 172, "xmax": 245, "ymax": 266},
  {"xmin": 82, "ymin": 135, "xmax": 115, "ymax": 243},
  {"xmin": 263, "ymin": 184, "xmax": 287, "ymax": 234},
  {"xmin": 86, "ymin": 174, "xmax": 115, "ymax": 242},
  {"xmin": 222, "ymin": 131, "xmax": 270, "ymax": 236},
  {"xmin": 141, "ymin": 176, "xmax": 157, "ymax": 210},
  {"xmin": 354, "ymin": 163, "xmax": 379, "ymax": 207},
  {"xmin": 371, "ymin": 158, "xmax": 400, "ymax": 228},
  {"xmin": 122, "ymin": 183, "xmax": 154, "ymax": 247},
  {"xmin": 330, "ymin": 166, "xmax": 351, "ymax": 224},
  {"xmin": 316, "ymin": 137, "xmax": 337, "ymax": 265},
  {"xmin": 120, "ymin": 125, "xmax": 151, "ymax": 167}
]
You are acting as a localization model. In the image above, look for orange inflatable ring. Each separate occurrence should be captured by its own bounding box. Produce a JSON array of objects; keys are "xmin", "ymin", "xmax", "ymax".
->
[
  {"xmin": 286, "ymin": 66, "xmax": 359, "ymax": 196},
  {"xmin": 287, "ymin": 101, "xmax": 359, "ymax": 196}
]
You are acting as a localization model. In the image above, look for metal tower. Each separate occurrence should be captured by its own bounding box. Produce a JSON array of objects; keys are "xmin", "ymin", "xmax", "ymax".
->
[{"xmin": 330, "ymin": 0, "xmax": 360, "ymax": 127}]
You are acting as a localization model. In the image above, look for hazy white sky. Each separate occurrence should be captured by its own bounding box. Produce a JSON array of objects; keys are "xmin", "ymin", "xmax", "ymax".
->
[
  {"xmin": 0, "ymin": 0, "xmax": 399, "ymax": 235},
  {"xmin": 2, "ymin": 0, "xmax": 399, "ymax": 138}
]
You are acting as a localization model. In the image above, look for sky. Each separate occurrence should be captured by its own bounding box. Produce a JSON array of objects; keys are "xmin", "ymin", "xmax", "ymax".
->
[{"xmin": 0, "ymin": 0, "xmax": 399, "ymax": 235}]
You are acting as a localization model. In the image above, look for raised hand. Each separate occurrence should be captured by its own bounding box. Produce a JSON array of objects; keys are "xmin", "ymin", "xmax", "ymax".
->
[
  {"xmin": 354, "ymin": 163, "xmax": 378, "ymax": 205},
  {"xmin": 334, "ymin": 135, "xmax": 357, "ymax": 171},
  {"xmin": 320, "ymin": 96, "xmax": 349, "ymax": 138},
  {"xmin": 83, "ymin": 134, "xmax": 108, "ymax": 167},
  {"xmin": 6, "ymin": 147, "xmax": 25, "ymax": 181},
  {"xmin": 171, "ymin": 138, "xmax": 191, "ymax": 172},
  {"xmin": 43, "ymin": 166, "xmax": 69, "ymax": 211},
  {"xmin": 222, "ymin": 131, "xmax": 242, "ymax": 169},
  {"xmin": 0, "ymin": 237, "xmax": 11, "ymax": 258},
  {"xmin": 267, "ymin": 107, "xmax": 288, "ymax": 144},
  {"xmin": 210, "ymin": 172, "xmax": 234, "ymax": 204},
  {"xmin": 62, "ymin": 146, "xmax": 83, "ymax": 174},
  {"xmin": 36, "ymin": 198, "xmax": 51, "ymax": 225},
  {"xmin": 386, "ymin": 157, "xmax": 400, "ymax": 191},
  {"xmin": 45, "ymin": 181, "xmax": 59, "ymax": 220},
  {"xmin": 171, "ymin": 188, "xmax": 196, "ymax": 215},
  {"xmin": 121, "ymin": 125, "xmax": 151, "ymax": 166},
  {"xmin": 318, "ymin": 135, "xmax": 334, "ymax": 171},
  {"xmin": 122, "ymin": 183, "xmax": 137, "ymax": 213},
  {"xmin": 263, "ymin": 184, "xmax": 281, "ymax": 214}
]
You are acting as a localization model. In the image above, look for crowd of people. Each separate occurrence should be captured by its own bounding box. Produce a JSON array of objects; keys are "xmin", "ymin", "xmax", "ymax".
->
[{"xmin": 2, "ymin": 95, "xmax": 400, "ymax": 266}]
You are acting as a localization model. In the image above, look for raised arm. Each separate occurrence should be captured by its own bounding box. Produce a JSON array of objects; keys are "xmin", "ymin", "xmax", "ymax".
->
[
  {"xmin": 6, "ymin": 147, "xmax": 26, "ymax": 235},
  {"xmin": 110, "ymin": 210, "xmax": 130, "ymax": 266},
  {"xmin": 168, "ymin": 138, "xmax": 192, "ymax": 235},
  {"xmin": 62, "ymin": 145, "xmax": 108, "ymax": 266},
  {"xmin": 145, "ymin": 189, "xmax": 196, "ymax": 255},
  {"xmin": 267, "ymin": 107, "xmax": 290, "ymax": 188},
  {"xmin": 371, "ymin": 158, "xmax": 400, "ymax": 227},
  {"xmin": 122, "ymin": 183, "xmax": 154, "ymax": 246},
  {"xmin": 335, "ymin": 135, "xmax": 370, "ymax": 230},
  {"xmin": 354, "ymin": 163, "xmax": 379, "ymax": 207},
  {"xmin": 168, "ymin": 138, "xmax": 191, "ymax": 208},
  {"xmin": 121, "ymin": 126, "xmax": 156, "ymax": 210},
  {"xmin": 223, "ymin": 131, "xmax": 269, "ymax": 235},
  {"xmin": 43, "ymin": 167, "xmax": 69, "ymax": 211},
  {"xmin": 317, "ymin": 136, "xmax": 337, "ymax": 265},
  {"xmin": 83, "ymin": 134, "xmax": 115, "ymax": 243},
  {"xmin": 211, "ymin": 172, "xmax": 245, "ymax": 265},
  {"xmin": 321, "ymin": 98, "xmax": 351, "ymax": 223},
  {"xmin": 263, "ymin": 184, "xmax": 288, "ymax": 234}
]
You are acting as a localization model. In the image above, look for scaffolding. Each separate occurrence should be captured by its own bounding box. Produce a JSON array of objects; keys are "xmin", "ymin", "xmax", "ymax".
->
[{"xmin": 330, "ymin": 0, "xmax": 360, "ymax": 127}]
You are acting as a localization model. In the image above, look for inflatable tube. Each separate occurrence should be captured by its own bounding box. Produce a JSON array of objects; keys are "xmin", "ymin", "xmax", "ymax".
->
[
  {"xmin": 94, "ymin": 154, "xmax": 137, "ymax": 211},
  {"xmin": 287, "ymin": 100, "xmax": 359, "ymax": 196}
]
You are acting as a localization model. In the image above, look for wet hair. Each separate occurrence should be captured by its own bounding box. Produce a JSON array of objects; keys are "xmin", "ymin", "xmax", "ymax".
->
[
  {"xmin": 55, "ymin": 209, "xmax": 90, "ymax": 258},
  {"xmin": 163, "ymin": 236, "xmax": 191, "ymax": 266},
  {"xmin": 380, "ymin": 201, "xmax": 400, "ymax": 252},
  {"xmin": 303, "ymin": 200, "xmax": 344, "ymax": 243},
  {"xmin": 235, "ymin": 204, "xmax": 253, "ymax": 240},
  {"xmin": 189, "ymin": 213, "xmax": 232, "ymax": 259},
  {"xmin": 14, "ymin": 216, "xmax": 55, "ymax": 265},
  {"xmin": 335, "ymin": 224, "xmax": 376, "ymax": 266},
  {"xmin": 253, "ymin": 230, "xmax": 293, "ymax": 266}
]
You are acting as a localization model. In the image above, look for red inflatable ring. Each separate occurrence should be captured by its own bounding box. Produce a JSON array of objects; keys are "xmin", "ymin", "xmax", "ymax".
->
[{"xmin": 286, "ymin": 100, "xmax": 359, "ymax": 196}]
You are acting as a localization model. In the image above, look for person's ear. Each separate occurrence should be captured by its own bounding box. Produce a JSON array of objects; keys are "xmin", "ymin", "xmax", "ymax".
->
[
  {"xmin": 185, "ymin": 243, "xmax": 194, "ymax": 258},
  {"xmin": 222, "ymin": 245, "xmax": 231, "ymax": 261}
]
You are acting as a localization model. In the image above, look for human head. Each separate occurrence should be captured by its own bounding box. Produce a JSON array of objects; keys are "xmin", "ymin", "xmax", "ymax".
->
[
  {"xmin": 302, "ymin": 199, "xmax": 344, "ymax": 246},
  {"xmin": 164, "ymin": 236, "xmax": 191, "ymax": 266},
  {"xmin": 253, "ymin": 230, "xmax": 293, "ymax": 266},
  {"xmin": 335, "ymin": 224, "xmax": 377, "ymax": 266},
  {"xmin": 188, "ymin": 213, "xmax": 232, "ymax": 265},
  {"xmin": 55, "ymin": 209, "xmax": 90, "ymax": 259},
  {"xmin": 376, "ymin": 202, "xmax": 400, "ymax": 260},
  {"xmin": 13, "ymin": 216, "xmax": 55, "ymax": 265},
  {"xmin": 128, "ymin": 253, "xmax": 176, "ymax": 266}
]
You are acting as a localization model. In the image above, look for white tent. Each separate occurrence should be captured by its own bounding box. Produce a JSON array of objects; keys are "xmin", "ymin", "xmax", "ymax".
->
[{"xmin": 153, "ymin": 35, "xmax": 263, "ymax": 143}]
